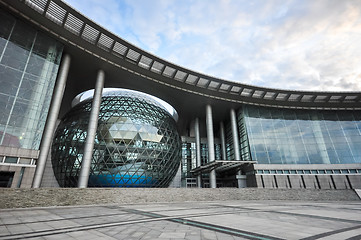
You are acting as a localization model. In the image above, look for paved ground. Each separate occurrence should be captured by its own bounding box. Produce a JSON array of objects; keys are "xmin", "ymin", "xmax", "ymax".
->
[{"xmin": 1, "ymin": 200, "xmax": 361, "ymax": 240}]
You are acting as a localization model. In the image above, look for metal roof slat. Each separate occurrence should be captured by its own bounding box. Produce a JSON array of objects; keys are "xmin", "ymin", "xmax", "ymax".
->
[
  {"xmin": 82, "ymin": 24, "xmax": 100, "ymax": 44},
  {"xmin": 309, "ymin": 95, "xmax": 317, "ymax": 103},
  {"xmin": 42, "ymin": 0, "xmax": 51, "ymax": 15},
  {"xmin": 241, "ymin": 88, "xmax": 255, "ymax": 97},
  {"xmin": 112, "ymin": 42, "xmax": 128, "ymax": 57},
  {"xmin": 170, "ymin": 69, "xmax": 177, "ymax": 79},
  {"xmin": 324, "ymin": 95, "xmax": 332, "ymax": 103},
  {"xmin": 126, "ymin": 49, "xmax": 141, "ymax": 63},
  {"xmin": 215, "ymin": 82, "xmax": 222, "ymax": 92},
  {"xmin": 226, "ymin": 85, "xmax": 233, "ymax": 93},
  {"xmin": 162, "ymin": 66, "xmax": 176, "ymax": 78},
  {"xmin": 185, "ymin": 74, "xmax": 199, "ymax": 85},
  {"xmin": 207, "ymin": 81, "xmax": 221, "ymax": 90},
  {"xmin": 259, "ymin": 91, "xmax": 267, "ymax": 99},
  {"xmin": 78, "ymin": 19, "xmax": 86, "ymax": 38},
  {"xmin": 18, "ymin": 0, "xmax": 361, "ymax": 110},
  {"xmin": 204, "ymin": 79, "xmax": 212, "ymax": 89},
  {"xmin": 97, "ymin": 33, "xmax": 114, "ymax": 51},
  {"xmin": 150, "ymin": 61, "xmax": 165, "ymax": 74},
  {"xmin": 339, "ymin": 95, "xmax": 347, "ymax": 103},
  {"xmin": 159, "ymin": 64, "xmax": 166, "ymax": 75},
  {"xmin": 45, "ymin": 1, "xmax": 67, "ymax": 25},
  {"xmin": 61, "ymin": 11, "xmax": 69, "ymax": 27},
  {"xmin": 174, "ymin": 71, "xmax": 187, "ymax": 82},
  {"xmin": 182, "ymin": 73, "xmax": 189, "ymax": 82},
  {"xmin": 24, "ymin": 0, "xmax": 48, "ymax": 14},
  {"xmin": 282, "ymin": 93, "xmax": 291, "ymax": 101},
  {"xmin": 94, "ymin": 30, "xmax": 102, "ymax": 47},
  {"xmin": 138, "ymin": 55, "xmax": 153, "ymax": 70}
]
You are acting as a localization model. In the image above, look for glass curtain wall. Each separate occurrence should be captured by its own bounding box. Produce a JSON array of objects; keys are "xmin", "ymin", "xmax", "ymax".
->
[
  {"xmin": 225, "ymin": 123, "xmax": 234, "ymax": 161},
  {"xmin": 180, "ymin": 140, "xmax": 221, "ymax": 180},
  {"xmin": 181, "ymin": 142, "xmax": 196, "ymax": 179},
  {"xmin": 52, "ymin": 92, "xmax": 182, "ymax": 187},
  {"xmin": 237, "ymin": 110, "xmax": 252, "ymax": 161},
  {"xmin": 242, "ymin": 105, "xmax": 361, "ymax": 164},
  {"xmin": 0, "ymin": 9, "xmax": 63, "ymax": 150}
]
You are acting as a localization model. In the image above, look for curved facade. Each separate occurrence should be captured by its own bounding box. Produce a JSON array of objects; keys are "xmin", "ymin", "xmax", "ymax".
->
[
  {"xmin": 52, "ymin": 88, "xmax": 181, "ymax": 187},
  {"xmin": 0, "ymin": 0, "xmax": 360, "ymax": 190}
]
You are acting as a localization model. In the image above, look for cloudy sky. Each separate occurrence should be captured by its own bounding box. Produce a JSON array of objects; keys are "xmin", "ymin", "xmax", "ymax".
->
[{"xmin": 63, "ymin": 0, "xmax": 361, "ymax": 91}]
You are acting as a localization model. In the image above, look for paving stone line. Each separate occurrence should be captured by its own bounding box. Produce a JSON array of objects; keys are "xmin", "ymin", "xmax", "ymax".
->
[
  {"xmin": 123, "ymin": 208, "xmax": 285, "ymax": 240},
  {"xmin": 212, "ymin": 204, "xmax": 361, "ymax": 224},
  {"xmin": 299, "ymin": 224, "xmax": 361, "ymax": 240}
]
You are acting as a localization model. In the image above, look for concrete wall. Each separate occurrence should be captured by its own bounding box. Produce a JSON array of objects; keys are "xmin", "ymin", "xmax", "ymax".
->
[
  {"xmin": 252, "ymin": 164, "xmax": 361, "ymax": 190},
  {"xmin": 168, "ymin": 164, "xmax": 182, "ymax": 188},
  {"xmin": 0, "ymin": 164, "xmax": 35, "ymax": 188},
  {"xmin": 274, "ymin": 175, "xmax": 291, "ymax": 188},
  {"xmin": 40, "ymin": 150, "xmax": 59, "ymax": 187},
  {"xmin": 288, "ymin": 175, "xmax": 304, "ymax": 189},
  {"xmin": 348, "ymin": 175, "xmax": 361, "ymax": 189},
  {"xmin": 254, "ymin": 174, "xmax": 361, "ymax": 190},
  {"xmin": 0, "ymin": 146, "xmax": 38, "ymax": 188},
  {"xmin": 316, "ymin": 175, "xmax": 335, "ymax": 189},
  {"xmin": 0, "ymin": 146, "xmax": 39, "ymax": 159}
]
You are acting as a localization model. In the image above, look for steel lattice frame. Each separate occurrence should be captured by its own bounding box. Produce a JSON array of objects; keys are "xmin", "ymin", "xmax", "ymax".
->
[{"xmin": 52, "ymin": 94, "xmax": 181, "ymax": 187}]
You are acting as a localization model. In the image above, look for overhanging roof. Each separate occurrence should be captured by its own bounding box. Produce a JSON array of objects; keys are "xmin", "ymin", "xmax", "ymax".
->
[
  {"xmin": 2, "ymin": 0, "xmax": 361, "ymax": 112},
  {"xmin": 190, "ymin": 160, "xmax": 256, "ymax": 174}
]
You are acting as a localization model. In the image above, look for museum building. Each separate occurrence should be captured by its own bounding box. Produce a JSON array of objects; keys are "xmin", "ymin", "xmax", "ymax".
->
[{"xmin": 0, "ymin": 0, "xmax": 360, "ymax": 189}]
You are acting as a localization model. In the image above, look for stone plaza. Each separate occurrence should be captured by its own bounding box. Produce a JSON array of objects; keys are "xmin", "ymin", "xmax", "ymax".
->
[{"xmin": 1, "ymin": 188, "xmax": 360, "ymax": 240}]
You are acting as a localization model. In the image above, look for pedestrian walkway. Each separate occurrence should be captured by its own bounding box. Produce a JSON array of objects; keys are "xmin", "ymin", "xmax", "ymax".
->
[{"xmin": 1, "ymin": 200, "xmax": 361, "ymax": 239}]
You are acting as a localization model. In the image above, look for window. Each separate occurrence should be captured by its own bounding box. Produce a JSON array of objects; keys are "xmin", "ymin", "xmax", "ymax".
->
[
  {"xmin": 19, "ymin": 158, "xmax": 31, "ymax": 164},
  {"xmin": 4, "ymin": 157, "xmax": 18, "ymax": 163}
]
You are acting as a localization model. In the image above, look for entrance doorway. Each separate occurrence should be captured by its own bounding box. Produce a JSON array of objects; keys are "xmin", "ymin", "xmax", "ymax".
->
[{"xmin": 0, "ymin": 171, "xmax": 14, "ymax": 188}]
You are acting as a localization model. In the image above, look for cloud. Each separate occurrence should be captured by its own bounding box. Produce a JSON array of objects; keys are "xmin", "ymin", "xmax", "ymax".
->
[{"xmin": 64, "ymin": 0, "xmax": 361, "ymax": 91}]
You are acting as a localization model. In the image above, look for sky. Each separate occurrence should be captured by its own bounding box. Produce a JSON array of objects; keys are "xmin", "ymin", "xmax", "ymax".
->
[{"xmin": 63, "ymin": 0, "xmax": 361, "ymax": 92}]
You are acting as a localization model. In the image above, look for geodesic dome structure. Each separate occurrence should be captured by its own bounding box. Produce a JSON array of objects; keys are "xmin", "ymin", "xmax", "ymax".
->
[{"xmin": 51, "ymin": 88, "xmax": 181, "ymax": 187}]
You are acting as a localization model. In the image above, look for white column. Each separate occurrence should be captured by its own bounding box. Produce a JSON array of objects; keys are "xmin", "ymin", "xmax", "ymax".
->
[
  {"xmin": 206, "ymin": 105, "xmax": 216, "ymax": 188},
  {"xmin": 32, "ymin": 54, "xmax": 71, "ymax": 188},
  {"xmin": 230, "ymin": 108, "xmax": 243, "ymax": 188},
  {"xmin": 194, "ymin": 118, "xmax": 202, "ymax": 188},
  {"xmin": 219, "ymin": 121, "xmax": 226, "ymax": 160},
  {"xmin": 230, "ymin": 109, "xmax": 241, "ymax": 160},
  {"xmin": 78, "ymin": 70, "xmax": 105, "ymax": 188}
]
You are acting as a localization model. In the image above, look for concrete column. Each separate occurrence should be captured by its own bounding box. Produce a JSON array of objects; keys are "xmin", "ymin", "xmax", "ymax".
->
[
  {"xmin": 32, "ymin": 54, "xmax": 71, "ymax": 188},
  {"xmin": 194, "ymin": 118, "xmax": 202, "ymax": 188},
  {"xmin": 78, "ymin": 70, "xmax": 105, "ymax": 188},
  {"xmin": 230, "ymin": 108, "xmax": 244, "ymax": 188},
  {"xmin": 219, "ymin": 121, "xmax": 226, "ymax": 160},
  {"xmin": 230, "ymin": 109, "xmax": 240, "ymax": 160},
  {"xmin": 206, "ymin": 105, "xmax": 216, "ymax": 188}
]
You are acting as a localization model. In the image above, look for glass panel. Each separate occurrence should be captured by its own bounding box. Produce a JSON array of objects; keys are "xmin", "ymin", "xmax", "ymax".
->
[
  {"xmin": 0, "ymin": 8, "xmax": 63, "ymax": 150},
  {"xmin": 4, "ymin": 156, "xmax": 17, "ymax": 163},
  {"xmin": 19, "ymin": 158, "xmax": 32, "ymax": 164},
  {"xmin": 242, "ymin": 105, "xmax": 361, "ymax": 165}
]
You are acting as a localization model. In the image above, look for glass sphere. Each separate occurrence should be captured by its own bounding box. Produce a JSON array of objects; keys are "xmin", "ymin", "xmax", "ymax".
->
[{"xmin": 51, "ymin": 88, "xmax": 181, "ymax": 187}]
